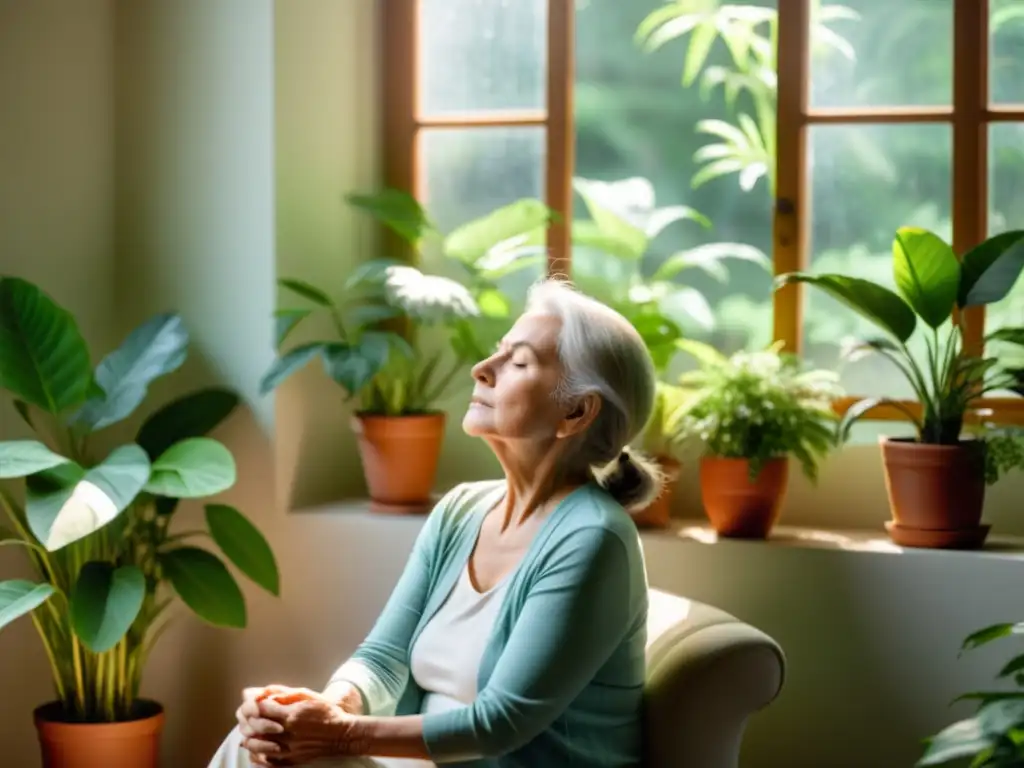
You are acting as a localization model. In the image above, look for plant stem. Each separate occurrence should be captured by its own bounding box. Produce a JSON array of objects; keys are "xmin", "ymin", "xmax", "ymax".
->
[
  {"xmin": 30, "ymin": 613, "xmax": 67, "ymax": 703},
  {"xmin": 71, "ymin": 635, "xmax": 86, "ymax": 716}
]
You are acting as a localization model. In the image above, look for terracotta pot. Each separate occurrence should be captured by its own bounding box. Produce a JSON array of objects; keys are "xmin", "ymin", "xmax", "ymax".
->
[
  {"xmin": 700, "ymin": 456, "xmax": 788, "ymax": 539},
  {"xmin": 632, "ymin": 456, "xmax": 680, "ymax": 529},
  {"xmin": 35, "ymin": 700, "xmax": 164, "ymax": 768},
  {"xmin": 880, "ymin": 437, "xmax": 987, "ymax": 534},
  {"xmin": 352, "ymin": 412, "xmax": 445, "ymax": 514}
]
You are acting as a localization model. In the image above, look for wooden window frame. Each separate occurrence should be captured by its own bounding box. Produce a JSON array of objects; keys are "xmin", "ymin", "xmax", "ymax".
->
[{"xmin": 383, "ymin": 0, "xmax": 1024, "ymax": 425}]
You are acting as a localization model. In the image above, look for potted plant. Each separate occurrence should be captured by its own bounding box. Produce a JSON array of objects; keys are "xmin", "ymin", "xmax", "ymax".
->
[
  {"xmin": 777, "ymin": 226, "xmax": 1024, "ymax": 548},
  {"xmin": 632, "ymin": 383, "xmax": 692, "ymax": 528},
  {"xmin": 918, "ymin": 615, "xmax": 1024, "ymax": 767},
  {"xmin": 0, "ymin": 277, "xmax": 279, "ymax": 768},
  {"xmin": 262, "ymin": 190, "xmax": 544, "ymax": 513},
  {"xmin": 672, "ymin": 340, "xmax": 842, "ymax": 538}
]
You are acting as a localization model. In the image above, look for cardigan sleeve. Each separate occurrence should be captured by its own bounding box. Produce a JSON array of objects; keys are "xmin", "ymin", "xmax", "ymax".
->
[
  {"xmin": 421, "ymin": 526, "xmax": 636, "ymax": 762},
  {"xmin": 324, "ymin": 489, "xmax": 454, "ymax": 716}
]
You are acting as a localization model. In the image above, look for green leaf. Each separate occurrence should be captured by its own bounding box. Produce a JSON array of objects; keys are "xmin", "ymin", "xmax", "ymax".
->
[
  {"xmin": 12, "ymin": 400, "xmax": 32, "ymax": 429},
  {"xmin": 986, "ymin": 328, "xmax": 1024, "ymax": 347},
  {"xmin": 962, "ymin": 623, "xmax": 1024, "ymax": 654},
  {"xmin": 997, "ymin": 653, "xmax": 1024, "ymax": 680},
  {"xmin": 275, "ymin": 309, "xmax": 312, "ymax": 347},
  {"xmin": 161, "ymin": 547, "xmax": 246, "ymax": 628},
  {"xmin": 26, "ymin": 445, "xmax": 150, "ymax": 551},
  {"xmin": 347, "ymin": 303, "xmax": 402, "ymax": 330},
  {"xmin": 344, "ymin": 258, "xmax": 404, "ymax": 291},
  {"xmin": 572, "ymin": 220, "xmax": 648, "ymax": 260},
  {"xmin": 73, "ymin": 313, "xmax": 189, "ymax": 431},
  {"xmin": 145, "ymin": 438, "xmax": 236, "ymax": 498},
  {"xmin": 675, "ymin": 338, "xmax": 729, "ymax": 368},
  {"xmin": 892, "ymin": 228, "xmax": 960, "ymax": 329},
  {"xmin": 654, "ymin": 242, "xmax": 769, "ymax": 282},
  {"xmin": 477, "ymin": 289, "xmax": 511, "ymax": 318},
  {"xmin": 0, "ymin": 440, "xmax": 70, "ymax": 479},
  {"xmin": 322, "ymin": 342, "xmax": 377, "ymax": 396},
  {"xmin": 0, "ymin": 580, "xmax": 55, "ymax": 632},
  {"xmin": 960, "ymin": 230, "xmax": 1024, "ymax": 307},
  {"xmin": 572, "ymin": 179, "xmax": 649, "ymax": 260},
  {"xmin": 346, "ymin": 188, "xmax": 433, "ymax": 244},
  {"xmin": 0, "ymin": 276, "xmax": 94, "ymax": 414},
  {"xmin": 70, "ymin": 563, "xmax": 145, "ymax": 652},
  {"xmin": 917, "ymin": 717, "xmax": 995, "ymax": 766},
  {"xmin": 278, "ymin": 278, "xmax": 333, "ymax": 307},
  {"xmin": 205, "ymin": 505, "xmax": 279, "ymax": 595},
  {"xmin": 775, "ymin": 273, "xmax": 917, "ymax": 343},
  {"xmin": 136, "ymin": 387, "xmax": 241, "ymax": 460},
  {"xmin": 444, "ymin": 199, "xmax": 552, "ymax": 264},
  {"xmin": 259, "ymin": 342, "xmax": 324, "ymax": 395}
]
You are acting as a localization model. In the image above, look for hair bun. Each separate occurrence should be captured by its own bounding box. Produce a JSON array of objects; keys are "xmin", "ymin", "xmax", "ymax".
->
[{"xmin": 595, "ymin": 447, "xmax": 664, "ymax": 512}]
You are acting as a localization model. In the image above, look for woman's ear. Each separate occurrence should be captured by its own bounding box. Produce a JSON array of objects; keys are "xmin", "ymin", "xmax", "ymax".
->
[{"xmin": 557, "ymin": 392, "xmax": 601, "ymax": 439}]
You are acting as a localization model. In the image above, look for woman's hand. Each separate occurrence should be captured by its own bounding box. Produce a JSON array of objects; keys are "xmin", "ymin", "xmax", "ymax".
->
[{"xmin": 243, "ymin": 692, "xmax": 363, "ymax": 766}]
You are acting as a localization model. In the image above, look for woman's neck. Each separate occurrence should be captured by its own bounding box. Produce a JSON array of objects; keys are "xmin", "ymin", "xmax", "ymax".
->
[{"xmin": 490, "ymin": 439, "xmax": 588, "ymax": 530}]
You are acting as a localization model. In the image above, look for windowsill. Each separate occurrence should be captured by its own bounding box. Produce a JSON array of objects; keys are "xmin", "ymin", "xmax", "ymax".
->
[{"xmin": 294, "ymin": 501, "xmax": 1024, "ymax": 560}]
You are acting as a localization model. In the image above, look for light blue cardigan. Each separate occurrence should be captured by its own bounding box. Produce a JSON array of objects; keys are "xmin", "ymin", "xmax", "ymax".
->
[{"xmin": 330, "ymin": 480, "xmax": 649, "ymax": 767}]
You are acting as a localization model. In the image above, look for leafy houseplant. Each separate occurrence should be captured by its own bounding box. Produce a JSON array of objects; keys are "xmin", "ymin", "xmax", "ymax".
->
[
  {"xmin": 918, "ymin": 622, "xmax": 1024, "ymax": 767},
  {"xmin": 672, "ymin": 340, "xmax": 842, "ymax": 538},
  {"xmin": 632, "ymin": 383, "xmax": 693, "ymax": 528},
  {"xmin": 0, "ymin": 277, "xmax": 279, "ymax": 768},
  {"xmin": 777, "ymin": 226, "xmax": 1024, "ymax": 547},
  {"xmin": 262, "ymin": 190, "xmax": 549, "ymax": 512}
]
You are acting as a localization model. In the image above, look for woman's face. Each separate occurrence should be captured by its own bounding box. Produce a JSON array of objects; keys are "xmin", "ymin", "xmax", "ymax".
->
[{"xmin": 462, "ymin": 312, "xmax": 574, "ymax": 442}]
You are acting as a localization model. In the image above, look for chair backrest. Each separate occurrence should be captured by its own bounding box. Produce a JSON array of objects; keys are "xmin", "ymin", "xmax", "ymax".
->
[{"xmin": 643, "ymin": 589, "xmax": 785, "ymax": 768}]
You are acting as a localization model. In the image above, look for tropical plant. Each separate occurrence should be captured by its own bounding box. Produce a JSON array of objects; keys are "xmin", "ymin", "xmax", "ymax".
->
[
  {"xmin": 570, "ymin": 175, "xmax": 771, "ymax": 372},
  {"xmin": 777, "ymin": 227, "xmax": 1024, "ymax": 450},
  {"xmin": 671, "ymin": 339, "xmax": 843, "ymax": 481},
  {"xmin": 918, "ymin": 622, "xmax": 1024, "ymax": 767},
  {"xmin": 638, "ymin": 382, "xmax": 693, "ymax": 459},
  {"xmin": 261, "ymin": 190, "xmax": 551, "ymax": 415},
  {"xmin": 0, "ymin": 277, "xmax": 278, "ymax": 722}
]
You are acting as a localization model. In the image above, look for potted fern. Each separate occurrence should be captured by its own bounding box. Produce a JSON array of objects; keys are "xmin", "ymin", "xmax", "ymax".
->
[
  {"xmin": 673, "ymin": 340, "xmax": 842, "ymax": 538},
  {"xmin": 0, "ymin": 277, "xmax": 279, "ymax": 768},
  {"xmin": 777, "ymin": 226, "xmax": 1024, "ymax": 547},
  {"xmin": 262, "ymin": 190, "xmax": 545, "ymax": 513}
]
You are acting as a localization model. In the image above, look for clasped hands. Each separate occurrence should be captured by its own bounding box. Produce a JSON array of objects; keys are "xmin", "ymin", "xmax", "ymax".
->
[{"xmin": 236, "ymin": 684, "xmax": 362, "ymax": 766}]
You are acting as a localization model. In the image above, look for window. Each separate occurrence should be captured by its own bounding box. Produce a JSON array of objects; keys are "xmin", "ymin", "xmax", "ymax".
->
[{"xmin": 383, "ymin": 0, "xmax": 1024, "ymax": 425}]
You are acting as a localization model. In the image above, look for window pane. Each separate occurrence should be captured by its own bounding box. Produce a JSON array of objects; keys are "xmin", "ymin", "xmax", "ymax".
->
[
  {"xmin": 803, "ymin": 124, "xmax": 952, "ymax": 397},
  {"xmin": 991, "ymin": 1, "xmax": 1024, "ymax": 104},
  {"xmin": 984, "ymin": 123, "xmax": 1024, "ymax": 372},
  {"xmin": 420, "ymin": 0, "xmax": 547, "ymax": 116},
  {"xmin": 420, "ymin": 126, "xmax": 546, "ymax": 307},
  {"xmin": 810, "ymin": 0, "xmax": 952, "ymax": 108},
  {"xmin": 574, "ymin": 0, "xmax": 776, "ymax": 377}
]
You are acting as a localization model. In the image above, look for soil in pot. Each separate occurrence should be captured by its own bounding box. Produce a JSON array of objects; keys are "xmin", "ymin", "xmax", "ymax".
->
[
  {"xmin": 353, "ymin": 412, "xmax": 446, "ymax": 514},
  {"xmin": 700, "ymin": 456, "xmax": 788, "ymax": 539},
  {"xmin": 632, "ymin": 456, "xmax": 680, "ymax": 529},
  {"xmin": 35, "ymin": 699, "xmax": 164, "ymax": 768},
  {"xmin": 881, "ymin": 437, "xmax": 988, "ymax": 547}
]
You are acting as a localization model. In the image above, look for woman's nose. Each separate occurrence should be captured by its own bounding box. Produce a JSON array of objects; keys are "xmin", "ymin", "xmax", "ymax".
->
[{"xmin": 471, "ymin": 358, "xmax": 495, "ymax": 386}]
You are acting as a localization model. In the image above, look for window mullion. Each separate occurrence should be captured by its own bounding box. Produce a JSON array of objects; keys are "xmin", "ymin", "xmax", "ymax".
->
[{"xmin": 545, "ymin": 0, "xmax": 575, "ymax": 279}]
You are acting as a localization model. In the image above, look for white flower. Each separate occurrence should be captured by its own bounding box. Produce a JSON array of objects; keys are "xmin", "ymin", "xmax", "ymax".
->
[{"xmin": 383, "ymin": 266, "xmax": 479, "ymax": 323}]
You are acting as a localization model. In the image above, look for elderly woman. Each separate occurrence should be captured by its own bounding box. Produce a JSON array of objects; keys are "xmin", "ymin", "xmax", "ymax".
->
[{"xmin": 209, "ymin": 280, "xmax": 660, "ymax": 767}]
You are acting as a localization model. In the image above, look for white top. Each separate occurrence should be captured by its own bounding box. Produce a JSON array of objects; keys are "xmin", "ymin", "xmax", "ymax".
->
[{"xmin": 410, "ymin": 563, "xmax": 511, "ymax": 716}]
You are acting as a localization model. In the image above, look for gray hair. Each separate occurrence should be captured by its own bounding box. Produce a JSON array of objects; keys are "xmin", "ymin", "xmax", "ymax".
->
[{"xmin": 525, "ymin": 279, "xmax": 663, "ymax": 511}]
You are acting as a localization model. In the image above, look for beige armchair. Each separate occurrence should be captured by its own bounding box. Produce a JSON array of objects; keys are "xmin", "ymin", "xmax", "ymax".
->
[{"xmin": 643, "ymin": 589, "xmax": 786, "ymax": 768}]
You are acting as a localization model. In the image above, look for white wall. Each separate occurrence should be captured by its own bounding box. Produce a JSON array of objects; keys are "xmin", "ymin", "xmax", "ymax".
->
[{"xmin": 2, "ymin": 2, "xmax": 1024, "ymax": 767}]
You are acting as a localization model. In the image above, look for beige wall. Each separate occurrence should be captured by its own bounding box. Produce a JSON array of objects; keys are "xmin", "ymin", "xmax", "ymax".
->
[{"xmin": 2, "ymin": 2, "xmax": 1024, "ymax": 767}]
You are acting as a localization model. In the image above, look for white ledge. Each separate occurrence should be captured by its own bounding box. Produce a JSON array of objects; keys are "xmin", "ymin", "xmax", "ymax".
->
[{"xmin": 293, "ymin": 501, "xmax": 1024, "ymax": 561}]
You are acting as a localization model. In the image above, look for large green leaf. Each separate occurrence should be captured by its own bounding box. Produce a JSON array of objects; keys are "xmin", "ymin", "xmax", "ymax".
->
[
  {"xmin": 136, "ymin": 387, "xmax": 240, "ymax": 460},
  {"xmin": 0, "ymin": 277, "xmax": 94, "ymax": 413},
  {"xmin": 444, "ymin": 199, "xmax": 552, "ymax": 264},
  {"xmin": 274, "ymin": 308, "xmax": 313, "ymax": 347},
  {"xmin": 70, "ymin": 562, "xmax": 146, "ymax": 652},
  {"xmin": 0, "ymin": 440, "xmax": 70, "ymax": 479},
  {"xmin": 0, "ymin": 580, "xmax": 56, "ymax": 632},
  {"xmin": 145, "ymin": 438, "xmax": 236, "ymax": 498},
  {"xmin": 892, "ymin": 227, "xmax": 960, "ymax": 329},
  {"xmin": 346, "ymin": 189, "xmax": 434, "ymax": 244},
  {"xmin": 916, "ymin": 717, "xmax": 994, "ymax": 766},
  {"xmin": 26, "ymin": 445, "xmax": 151, "ymax": 551},
  {"xmin": 571, "ymin": 179, "xmax": 649, "ymax": 260},
  {"xmin": 322, "ymin": 343, "xmax": 377, "ymax": 396},
  {"xmin": 278, "ymin": 278, "xmax": 333, "ymax": 307},
  {"xmin": 775, "ymin": 273, "xmax": 917, "ymax": 342},
  {"xmin": 986, "ymin": 327, "xmax": 1024, "ymax": 347},
  {"xmin": 73, "ymin": 313, "xmax": 189, "ymax": 431},
  {"xmin": 959, "ymin": 230, "xmax": 1024, "ymax": 307},
  {"xmin": 259, "ymin": 342, "xmax": 324, "ymax": 395},
  {"xmin": 161, "ymin": 547, "xmax": 246, "ymax": 628},
  {"xmin": 205, "ymin": 505, "xmax": 279, "ymax": 596},
  {"xmin": 961, "ymin": 622, "xmax": 1024, "ymax": 654}
]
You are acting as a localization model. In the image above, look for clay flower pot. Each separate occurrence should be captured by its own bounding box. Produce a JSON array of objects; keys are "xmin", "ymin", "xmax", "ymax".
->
[
  {"xmin": 352, "ymin": 412, "xmax": 446, "ymax": 514},
  {"xmin": 632, "ymin": 456, "xmax": 680, "ymax": 529},
  {"xmin": 700, "ymin": 456, "xmax": 788, "ymax": 539},
  {"xmin": 880, "ymin": 437, "xmax": 989, "ymax": 548},
  {"xmin": 35, "ymin": 700, "xmax": 164, "ymax": 768}
]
